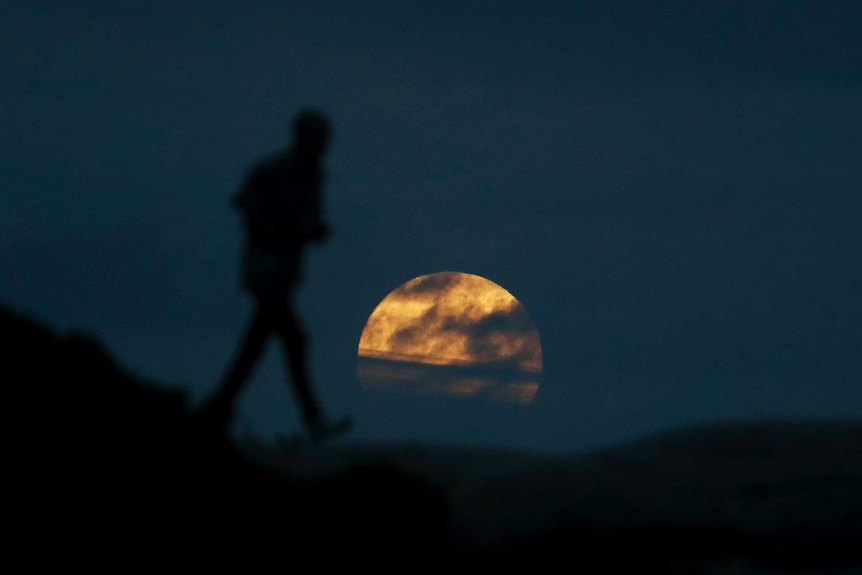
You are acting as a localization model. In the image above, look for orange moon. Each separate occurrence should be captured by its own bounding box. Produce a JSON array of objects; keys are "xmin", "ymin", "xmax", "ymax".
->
[{"xmin": 357, "ymin": 271, "xmax": 542, "ymax": 405}]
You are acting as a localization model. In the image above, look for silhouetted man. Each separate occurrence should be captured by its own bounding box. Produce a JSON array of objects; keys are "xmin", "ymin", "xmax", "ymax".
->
[{"xmin": 197, "ymin": 109, "xmax": 351, "ymax": 441}]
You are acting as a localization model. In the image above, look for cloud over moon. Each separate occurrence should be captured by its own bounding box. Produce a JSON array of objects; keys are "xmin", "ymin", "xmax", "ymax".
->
[{"xmin": 357, "ymin": 272, "xmax": 542, "ymax": 404}]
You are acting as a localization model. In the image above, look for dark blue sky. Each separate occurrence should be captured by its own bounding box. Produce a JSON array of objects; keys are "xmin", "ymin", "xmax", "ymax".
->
[{"xmin": 3, "ymin": 1, "xmax": 860, "ymax": 453}]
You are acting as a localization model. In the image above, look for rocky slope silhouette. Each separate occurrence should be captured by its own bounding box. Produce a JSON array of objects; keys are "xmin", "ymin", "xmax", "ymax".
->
[
  {"xmin": 6, "ymin": 303, "xmax": 448, "ymax": 567},
  {"xmin": 6, "ymin": 302, "xmax": 860, "ymax": 572}
]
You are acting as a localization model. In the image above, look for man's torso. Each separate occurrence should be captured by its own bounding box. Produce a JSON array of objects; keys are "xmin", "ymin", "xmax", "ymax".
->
[{"xmin": 234, "ymin": 151, "xmax": 325, "ymax": 296}]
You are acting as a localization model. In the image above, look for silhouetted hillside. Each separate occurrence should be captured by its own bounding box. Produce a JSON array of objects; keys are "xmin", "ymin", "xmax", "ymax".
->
[
  {"xmin": 4, "ymin": 303, "xmax": 450, "ymax": 566},
  {"xmin": 6, "ymin": 302, "xmax": 860, "ymax": 572}
]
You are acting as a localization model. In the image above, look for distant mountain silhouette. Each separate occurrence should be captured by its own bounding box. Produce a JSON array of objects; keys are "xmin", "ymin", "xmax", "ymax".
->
[
  {"xmin": 247, "ymin": 421, "xmax": 862, "ymax": 573},
  {"xmin": 5, "ymin": 301, "xmax": 860, "ymax": 572}
]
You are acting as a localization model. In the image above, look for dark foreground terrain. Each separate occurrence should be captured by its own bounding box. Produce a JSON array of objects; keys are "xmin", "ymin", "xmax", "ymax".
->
[{"xmin": 6, "ymin": 302, "xmax": 860, "ymax": 572}]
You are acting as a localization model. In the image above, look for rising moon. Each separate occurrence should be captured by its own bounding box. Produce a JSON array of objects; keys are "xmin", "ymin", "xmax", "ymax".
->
[{"xmin": 357, "ymin": 271, "xmax": 542, "ymax": 405}]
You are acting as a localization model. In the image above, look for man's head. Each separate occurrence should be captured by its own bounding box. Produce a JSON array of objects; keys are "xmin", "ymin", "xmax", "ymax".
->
[{"xmin": 291, "ymin": 108, "xmax": 332, "ymax": 162}]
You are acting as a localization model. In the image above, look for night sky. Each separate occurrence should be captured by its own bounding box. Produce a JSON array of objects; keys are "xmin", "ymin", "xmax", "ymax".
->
[{"xmin": 3, "ymin": 1, "xmax": 860, "ymax": 454}]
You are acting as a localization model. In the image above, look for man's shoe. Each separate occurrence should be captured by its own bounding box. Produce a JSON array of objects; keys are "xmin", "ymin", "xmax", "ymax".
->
[
  {"xmin": 309, "ymin": 415, "xmax": 354, "ymax": 443},
  {"xmin": 190, "ymin": 395, "xmax": 235, "ymax": 434}
]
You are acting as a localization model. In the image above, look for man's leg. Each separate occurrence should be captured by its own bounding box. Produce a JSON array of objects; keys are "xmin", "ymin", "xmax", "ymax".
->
[
  {"xmin": 273, "ymin": 298, "xmax": 323, "ymax": 431},
  {"xmin": 202, "ymin": 302, "xmax": 273, "ymax": 423}
]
